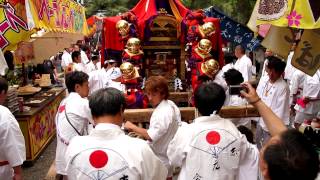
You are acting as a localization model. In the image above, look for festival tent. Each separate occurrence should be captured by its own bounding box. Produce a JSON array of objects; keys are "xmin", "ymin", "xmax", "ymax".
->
[{"xmin": 1, "ymin": 0, "xmax": 89, "ymax": 63}]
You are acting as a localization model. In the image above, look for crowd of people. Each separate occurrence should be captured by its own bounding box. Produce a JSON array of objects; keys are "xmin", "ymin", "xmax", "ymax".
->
[{"xmin": 0, "ymin": 40, "xmax": 319, "ymax": 180}]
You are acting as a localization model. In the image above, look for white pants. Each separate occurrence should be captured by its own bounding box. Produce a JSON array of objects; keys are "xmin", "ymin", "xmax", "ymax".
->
[{"xmin": 0, "ymin": 165, "xmax": 14, "ymax": 180}]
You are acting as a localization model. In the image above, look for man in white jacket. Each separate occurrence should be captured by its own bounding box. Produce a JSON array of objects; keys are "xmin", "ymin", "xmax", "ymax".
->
[
  {"xmin": 234, "ymin": 45, "xmax": 252, "ymax": 82},
  {"xmin": 255, "ymin": 56, "xmax": 289, "ymax": 149},
  {"xmin": 167, "ymin": 82, "xmax": 259, "ymax": 180},
  {"xmin": 65, "ymin": 88, "xmax": 167, "ymax": 180},
  {"xmin": 0, "ymin": 77, "xmax": 26, "ymax": 180},
  {"xmin": 55, "ymin": 71, "xmax": 93, "ymax": 177},
  {"xmin": 124, "ymin": 76, "xmax": 181, "ymax": 178},
  {"xmin": 88, "ymin": 59, "xmax": 122, "ymax": 95}
]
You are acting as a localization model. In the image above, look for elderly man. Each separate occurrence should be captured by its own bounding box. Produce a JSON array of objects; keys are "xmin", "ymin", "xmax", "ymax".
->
[{"xmin": 234, "ymin": 45, "xmax": 252, "ymax": 82}]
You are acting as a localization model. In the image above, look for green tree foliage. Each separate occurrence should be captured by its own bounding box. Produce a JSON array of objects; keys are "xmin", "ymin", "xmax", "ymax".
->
[{"xmin": 85, "ymin": 0, "xmax": 139, "ymax": 17}]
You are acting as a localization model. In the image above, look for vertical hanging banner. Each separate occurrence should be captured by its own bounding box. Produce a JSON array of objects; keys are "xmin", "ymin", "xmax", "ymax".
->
[
  {"xmin": 292, "ymin": 29, "xmax": 320, "ymax": 76},
  {"xmin": 0, "ymin": 0, "xmax": 31, "ymax": 51},
  {"xmin": 255, "ymin": 0, "xmax": 320, "ymax": 29},
  {"xmin": 261, "ymin": 25, "xmax": 294, "ymax": 58},
  {"xmin": 26, "ymin": 0, "xmax": 89, "ymax": 35},
  {"xmin": 204, "ymin": 6, "xmax": 262, "ymax": 51}
]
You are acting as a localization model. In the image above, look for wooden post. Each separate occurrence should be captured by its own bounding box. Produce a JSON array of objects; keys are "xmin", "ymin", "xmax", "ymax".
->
[{"xmin": 100, "ymin": 20, "xmax": 105, "ymax": 66}]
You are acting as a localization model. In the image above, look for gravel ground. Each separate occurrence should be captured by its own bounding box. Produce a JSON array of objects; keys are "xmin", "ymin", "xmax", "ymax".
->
[{"xmin": 22, "ymin": 138, "xmax": 56, "ymax": 180}]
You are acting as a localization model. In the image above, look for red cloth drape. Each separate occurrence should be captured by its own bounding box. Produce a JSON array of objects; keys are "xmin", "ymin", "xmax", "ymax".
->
[{"xmin": 103, "ymin": 16, "xmax": 123, "ymax": 51}]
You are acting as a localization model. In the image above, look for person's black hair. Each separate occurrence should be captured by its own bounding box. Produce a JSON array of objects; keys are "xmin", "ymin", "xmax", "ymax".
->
[
  {"xmin": 0, "ymin": 77, "xmax": 8, "ymax": 93},
  {"xmin": 264, "ymin": 129, "xmax": 319, "ymax": 180},
  {"xmin": 89, "ymin": 88, "xmax": 126, "ymax": 117},
  {"xmin": 266, "ymin": 56, "xmax": 286, "ymax": 74},
  {"xmin": 4, "ymin": 51, "xmax": 14, "ymax": 70},
  {"xmin": 91, "ymin": 55, "xmax": 99, "ymax": 61},
  {"xmin": 237, "ymin": 125, "xmax": 254, "ymax": 144},
  {"xmin": 224, "ymin": 55, "xmax": 235, "ymax": 64},
  {"xmin": 81, "ymin": 44, "xmax": 89, "ymax": 52},
  {"xmin": 65, "ymin": 71, "xmax": 89, "ymax": 93},
  {"xmin": 71, "ymin": 51, "xmax": 81, "ymax": 62},
  {"xmin": 223, "ymin": 68, "xmax": 244, "ymax": 85},
  {"xmin": 194, "ymin": 82, "xmax": 226, "ymax": 116}
]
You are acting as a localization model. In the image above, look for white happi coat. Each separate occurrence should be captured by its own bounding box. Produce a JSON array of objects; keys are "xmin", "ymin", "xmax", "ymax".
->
[
  {"xmin": 61, "ymin": 50, "xmax": 73, "ymax": 69},
  {"xmin": 295, "ymin": 70, "xmax": 320, "ymax": 114},
  {"xmin": 234, "ymin": 55, "xmax": 252, "ymax": 82},
  {"xmin": 284, "ymin": 51, "xmax": 296, "ymax": 81},
  {"xmin": 290, "ymin": 70, "xmax": 305, "ymax": 96},
  {"xmin": 214, "ymin": 70, "xmax": 228, "ymax": 90},
  {"xmin": 167, "ymin": 114, "xmax": 259, "ymax": 180},
  {"xmin": 55, "ymin": 92, "xmax": 93, "ymax": 175},
  {"xmin": 256, "ymin": 76, "xmax": 290, "ymax": 131},
  {"xmin": 85, "ymin": 61, "xmax": 97, "ymax": 74},
  {"xmin": 80, "ymin": 50, "xmax": 90, "ymax": 65},
  {"xmin": 65, "ymin": 123, "xmax": 168, "ymax": 180},
  {"xmin": 224, "ymin": 89, "xmax": 251, "ymax": 127},
  {"xmin": 0, "ymin": 106, "xmax": 26, "ymax": 180},
  {"xmin": 222, "ymin": 63, "xmax": 234, "ymax": 74},
  {"xmin": 88, "ymin": 67, "xmax": 122, "ymax": 95},
  {"xmin": 73, "ymin": 63, "xmax": 86, "ymax": 72},
  {"xmin": 147, "ymin": 100, "xmax": 181, "ymax": 176}
]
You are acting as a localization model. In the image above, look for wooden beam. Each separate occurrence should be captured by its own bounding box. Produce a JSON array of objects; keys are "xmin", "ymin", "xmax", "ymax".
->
[{"xmin": 124, "ymin": 107, "xmax": 196, "ymax": 123}]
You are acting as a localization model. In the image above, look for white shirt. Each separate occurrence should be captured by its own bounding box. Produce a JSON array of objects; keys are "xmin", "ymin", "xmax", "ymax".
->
[
  {"xmin": 261, "ymin": 59, "xmax": 268, "ymax": 78},
  {"xmin": 222, "ymin": 63, "xmax": 234, "ymax": 74},
  {"xmin": 65, "ymin": 123, "xmax": 167, "ymax": 180},
  {"xmin": 61, "ymin": 51, "xmax": 73, "ymax": 69},
  {"xmin": 214, "ymin": 70, "xmax": 228, "ymax": 90},
  {"xmin": 290, "ymin": 70, "xmax": 305, "ymax": 96},
  {"xmin": 85, "ymin": 61, "xmax": 96, "ymax": 74},
  {"xmin": 0, "ymin": 50, "xmax": 8, "ymax": 76},
  {"xmin": 224, "ymin": 89, "xmax": 251, "ymax": 127},
  {"xmin": 167, "ymin": 115, "xmax": 259, "ymax": 180},
  {"xmin": 88, "ymin": 67, "xmax": 122, "ymax": 95},
  {"xmin": 284, "ymin": 51, "xmax": 296, "ymax": 81},
  {"xmin": 73, "ymin": 63, "xmax": 86, "ymax": 72},
  {"xmin": 256, "ymin": 76, "xmax": 290, "ymax": 130},
  {"xmin": 55, "ymin": 92, "xmax": 93, "ymax": 175},
  {"xmin": 295, "ymin": 70, "xmax": 320, "ymax": 114},
  {"xmin": 80, "ymin": 51, "xmax": 89, "ymax": 65},
  {"xmin": 234, "ymin": 55, "xmax": 252, "ymax": 82},
  {"xmin": 0, "ymin": 106, "xmax": 26, "ymax": 180},
  {"xmin": 147, "ymin": 100, "xmax": 181, "ymax": 176}
]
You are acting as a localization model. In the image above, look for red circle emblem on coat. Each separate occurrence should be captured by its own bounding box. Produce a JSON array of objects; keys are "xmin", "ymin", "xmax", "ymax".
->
[
  {"xmin": 206, "ymin": 131, "xmax": 221, "ymax": 145},
  {"xmin": 89, "ymin": 150, "xmax": 108, "ymax": 168}
]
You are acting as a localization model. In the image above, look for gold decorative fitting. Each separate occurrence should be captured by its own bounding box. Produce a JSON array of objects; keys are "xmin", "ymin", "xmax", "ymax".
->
[
  {"xmin": 201, "ymin": 59, "xmax": 220, "ymax": 78},
  {"xmin": 120, "ymin": 62, "xmax": 140, "ymax": 80},
  {"xmin": 158, "ymin": 8, "xmax": 168, "ymax": 15},
  {"xmin": 200, "ymin": 22, "xmax": 216, "ymax": 37},
  {"xmin": 126, "ymin": 37, "xmax": 141, "ymax": 54},
  {"xmin": 116, "ymin": 20, "xmax": 130, "ymax": 37},
  {"xmin": 197, "ymin": 39, "xmax": 212, "ymax": 55}
]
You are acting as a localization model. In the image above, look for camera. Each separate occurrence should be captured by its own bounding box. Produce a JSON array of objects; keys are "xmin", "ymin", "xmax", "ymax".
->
[{"xmin": 229, "ymin": 85, "xmax": 247, "ymax": 95}]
